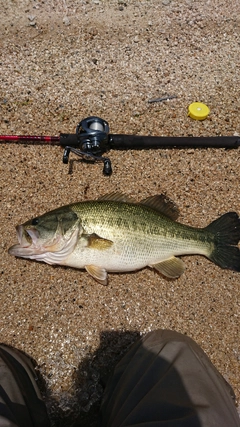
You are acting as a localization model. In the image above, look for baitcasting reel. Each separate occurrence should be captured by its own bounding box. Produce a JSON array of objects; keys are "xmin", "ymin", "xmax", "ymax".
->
[{"xmin": 62, "ymin": 116, "xmax": 112, "ymax": 175}]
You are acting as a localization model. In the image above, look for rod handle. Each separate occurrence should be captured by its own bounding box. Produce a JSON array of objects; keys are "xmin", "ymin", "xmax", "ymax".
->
[{"xmin": 109, "ymin": 134, "xmax": 240, "ymax": 150}]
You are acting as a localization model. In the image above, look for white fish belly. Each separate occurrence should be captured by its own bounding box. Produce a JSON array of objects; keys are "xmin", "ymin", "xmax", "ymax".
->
[{"xmin": 63, "ymin": 232, "xmax": 209, "ymax": 273}]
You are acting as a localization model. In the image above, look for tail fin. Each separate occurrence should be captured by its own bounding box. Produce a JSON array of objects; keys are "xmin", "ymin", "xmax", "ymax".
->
[{"xmin": 206, "ymin": 212, "xmax": 240, "ymax": 271}]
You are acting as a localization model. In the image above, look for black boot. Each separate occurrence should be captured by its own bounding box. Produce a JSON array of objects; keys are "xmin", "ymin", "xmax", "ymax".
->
[{"xmin": 0, "ymin": 344, "xmax": 50, "ymax": 427}]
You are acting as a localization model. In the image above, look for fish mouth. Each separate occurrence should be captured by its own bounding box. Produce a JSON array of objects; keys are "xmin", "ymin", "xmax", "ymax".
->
[
  {"xmin": 8, "ymin": 222, "xmax": 80, "ymax": 264},
  {"xmin": 8, "ymin": 225, "xmax": 41, "ymax": 257}
]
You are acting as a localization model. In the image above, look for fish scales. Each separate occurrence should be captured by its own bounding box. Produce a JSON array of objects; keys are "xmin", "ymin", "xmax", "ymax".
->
[{"xmin": 71, "ymin": 200, "xmax": 208, "ymax": 260}]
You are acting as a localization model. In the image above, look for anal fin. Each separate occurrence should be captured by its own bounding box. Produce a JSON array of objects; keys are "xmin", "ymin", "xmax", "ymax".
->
[
  {"xmin": 85, "ymin": 265, "xmax": 108, "ymax": 285},
  {"xmin": 151, "ymin": 257, "xmax": 185, "ymax": 278}
]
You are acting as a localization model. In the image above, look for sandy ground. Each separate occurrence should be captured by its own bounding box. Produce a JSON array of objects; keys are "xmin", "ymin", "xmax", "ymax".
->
[{"xmin": 0, "ymin": 0, "xmax": 239, "ymax": 425}]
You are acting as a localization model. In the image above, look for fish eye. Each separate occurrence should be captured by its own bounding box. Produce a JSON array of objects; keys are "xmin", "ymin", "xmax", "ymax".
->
[{"xmin": 31, "ymin": 217, "xmax": 39, "ymax": 225}]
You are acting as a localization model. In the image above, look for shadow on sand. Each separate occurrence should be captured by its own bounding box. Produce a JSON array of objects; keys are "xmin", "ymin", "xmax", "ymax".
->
[{"xmin": 42, "ymin": 330, "xmax": 140, "ymax": 427}]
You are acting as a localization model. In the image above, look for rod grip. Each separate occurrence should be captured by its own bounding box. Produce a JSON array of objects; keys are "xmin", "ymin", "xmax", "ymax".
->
[{"xmin": 109, "ymin": 134, "xmax": 240, "ymax": 150}]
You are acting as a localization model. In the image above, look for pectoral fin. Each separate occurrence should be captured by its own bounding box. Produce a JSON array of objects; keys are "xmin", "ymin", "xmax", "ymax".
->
[
  {"xmin": 151, "ymin": 257, "xmax": 185, "ymax": 278},
  {"xmin": 85, "ymin": 265, "xmax": 108, "ymax": 285},
  {"xmin": 86, "ymin": 233, "xmax": 113, "ymax": 250}
]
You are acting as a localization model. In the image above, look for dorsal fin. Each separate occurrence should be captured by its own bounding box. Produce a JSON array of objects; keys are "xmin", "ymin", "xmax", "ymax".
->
[
  {"xmin": 97, "ymin": 192, "xmax": 136, "ymax": 203},
  {"xmin": 139, "ymin": 194, "xmax": 179, "ymax": 220}
]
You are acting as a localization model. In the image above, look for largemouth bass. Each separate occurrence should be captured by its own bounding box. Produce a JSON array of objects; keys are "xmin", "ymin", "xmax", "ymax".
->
[{"xmin": 8, "ymin": 193, "xmax": 240, "ymax": 285}]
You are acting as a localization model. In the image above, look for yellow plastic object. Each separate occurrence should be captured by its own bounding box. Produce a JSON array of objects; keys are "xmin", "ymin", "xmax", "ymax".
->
[{"xmin": 188, "ymin": 102, "xmax": 210, "ymax": 120}]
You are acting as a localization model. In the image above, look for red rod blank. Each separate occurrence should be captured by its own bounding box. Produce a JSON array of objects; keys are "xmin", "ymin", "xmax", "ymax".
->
[{"xmin": 0, "ymin": 135, "xmax": 60, "ymax": 144}]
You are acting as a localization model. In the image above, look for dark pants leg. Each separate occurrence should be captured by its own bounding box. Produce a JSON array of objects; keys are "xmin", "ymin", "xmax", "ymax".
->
[
  {"xmin": 0, "ymin": 344, "xmax": 50, "ymax": 427},
  {"xmin": 100, "ymin": 330, "xmax": 240, "ymax": 427}
]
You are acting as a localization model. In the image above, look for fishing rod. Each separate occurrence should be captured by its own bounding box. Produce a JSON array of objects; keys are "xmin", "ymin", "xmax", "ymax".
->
[{"xmin": 1, "ymin": 116, "xmax": 239, "ymax": 175}]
